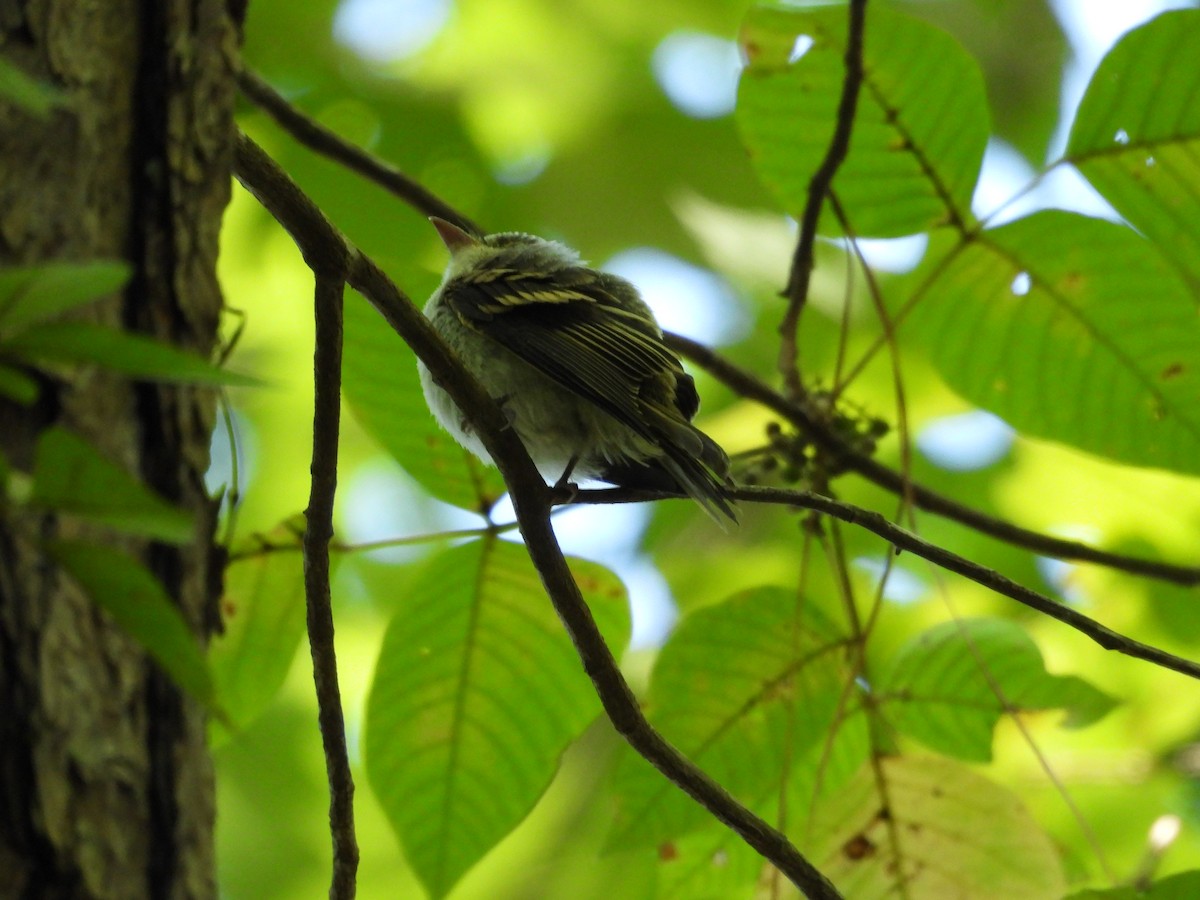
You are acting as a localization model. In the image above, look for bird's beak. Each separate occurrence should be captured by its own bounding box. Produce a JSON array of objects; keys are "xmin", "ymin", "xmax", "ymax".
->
[{"xmin": 430, "ymin": 217, "xmax": 479, "ymax": 254}]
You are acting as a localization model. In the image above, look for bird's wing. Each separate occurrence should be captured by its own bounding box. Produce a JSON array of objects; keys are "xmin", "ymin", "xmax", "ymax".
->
[{"xmin": 442, "ymin": 267, "xmax": 697, "ymax": 447}]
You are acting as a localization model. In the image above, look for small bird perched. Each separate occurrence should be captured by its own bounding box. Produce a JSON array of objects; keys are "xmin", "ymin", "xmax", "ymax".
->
[{"xmin": 418, "ymin": 217, "xmax": 736, "ymax": 525}]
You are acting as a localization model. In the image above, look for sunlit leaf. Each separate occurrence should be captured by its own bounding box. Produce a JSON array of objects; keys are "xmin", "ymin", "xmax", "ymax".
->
[
  {"xmin": 5, "ymin": 322, "xmax": 258, "ymax": 387},
  {"xmin": 52, "ymin": 540, "xmax": 216, "ymax": 708},
  {"xmin": 208, "ymin": 516, "xmax": 309, "ymax": 745},
  {"xmin": 877, "ymin": 618, "xmax": 1117, "ymax": 761},
  {"xmin": 30, "ymin": 426, "xmax": 194, "ymax": 543},
  {"xmin": 364, "ymin": 538, "xmax": 631, "ymax": 899},
  {"xmin": 737, "ymin": 3, "xmax": 988, "ymax": 237},
  {"xmin": 341, "ymin": 294, "xmax": 505, "ymax": 513},
  {"xmin": 906, "ymin": 211, "xmax": 1200, "ymax": 475},
  {"xmin": 809, "ymin": 756, "xmax": 1065, "ymax": 898},
  {"xmin": 1066, "ymin": 9, "xmax": 1200, "ymax": 288},
  {"xmin": 608, "ymin": 586, "xmax": 864, "ymax": 849},
  {"xmin": 0, "ymin": 261, "xmax": 130, "ymax": 331}
]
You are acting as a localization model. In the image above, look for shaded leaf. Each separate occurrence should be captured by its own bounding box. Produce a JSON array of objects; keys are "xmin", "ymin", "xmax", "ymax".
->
[
  {"xmin": 906, "ymin": 211, "xmax": 1200, "ymax": 475},
  {"xmin": 0, "ymin": 363, "xmax": 38, "ymax": 404},
  {"xmin": 52, "ymin": 540, "xmax": 215, "ymax": 708},
  {"xmin": 341, "ymin": 294, "xmax": 505, "ymax": 513},
  {"xmin": 877, "ymin": 618, "xmax": 1116, "ymax": 762},
  {"xmin": 737, "ymin": 3, "xmax": 988, "ymax": 237},
  {"xmin": 0, "ymin": 58, "xmax": 67, "ymax": 118},
  {"xmin": 809, "ymin": 756, "xmax": 1065, "ymax": 898},
  {"xmin": 30, "ymin": 426, "xmax": 194, "ymax": 543},
  {"xmin": 1066, "ymin": 9, "xmax": 1200, "ymax": 288},
  {"xmin": 0, "ymin": 261, "xmax": 130, "ymax": 331},
  {"xmin": 208, "ymin": 516, "xmax": 309, "ymax": 745},
  {"xmin": 5, "ymin": 322, "xmax": 258, "ymax": 387},
  {"xmin": 364, "ymin": 538, "xmax": 630, "ymax": 898},
  {"xmin": 1065, "ymin": 871, "xmax": 1200, "ymax": 899},
  {"xmin": 608, "ymin": 586, "xmax": 864, "ymax": 849}
]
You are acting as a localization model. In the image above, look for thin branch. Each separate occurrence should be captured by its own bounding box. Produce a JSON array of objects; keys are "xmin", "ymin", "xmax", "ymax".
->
[
  {"xmin": 779, "ymin": 0, "xmax": 868, "ymax": 398},
  {"xmin": 237, "ymin": 68, "xmax": 481, "ymax": 235},
  {"xmin": 737, "ymin": 485, "xmax": 1200, "ymax": 682},
  {"xmin": 305, "ymin": 271, "xmax": 358, "ymax": 898},
  {"xmin": 232, "ymin": 132, "xmax": 842, "ymax": 900},
  {"xmin": 668, "ymin": 331, "xmax": 1200, "ymax": 587}
]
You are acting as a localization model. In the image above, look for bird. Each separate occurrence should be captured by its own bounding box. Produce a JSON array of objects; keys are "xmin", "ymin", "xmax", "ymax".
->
[{"xmin": 417, "ymin": 217, "xmax": 736, "ymax": 525}]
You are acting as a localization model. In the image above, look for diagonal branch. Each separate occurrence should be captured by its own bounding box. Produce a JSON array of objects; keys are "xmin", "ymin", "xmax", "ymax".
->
[
  {"xmin": 667, "ymin": 331, "xmax": 1200, "ymax": 588},
  {"xmin": 237, "ymin": 67, "xmax": 480, "ymax": 235},
  {"xmin": 778, "ymin": 0, "xmax": 868, "ymax": 398},
  {"xmin": 734, "ymin": 484, "xmax": 1200, "ymax": 682},
  {"xmin": 232, "ymin": 131, "xmax": 842, "ymax": 900}
]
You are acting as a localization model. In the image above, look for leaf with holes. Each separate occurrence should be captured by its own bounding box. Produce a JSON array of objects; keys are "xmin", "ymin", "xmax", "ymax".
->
[
  {"xmin": 737, "ymin": 3, "xmax": 988, "ymax": 237},
  {"xmin": 607, "ymin": 586, "xmax": 865, "ymax": 850},
  {"xmin": 809, "ymin": 756, "xmax": 1065, "ymax": 898},
  {"xmin": 341, "ymin": 295, "xmax": 506, "ymax": 514},
  {"xmin": 877, "ymin": 618, "xmax": 1116, "ymax": 762},
  {"xmin": 905, "ymin": 211, "xmax": 1200, "ymax": 476},
  {"xmin": 1066, "ymin": 9, "xmax": 1200, "ymax": 289},
  {"xmin": 364, "ymin": 538, "xmax": 630, "ymax": 899}
]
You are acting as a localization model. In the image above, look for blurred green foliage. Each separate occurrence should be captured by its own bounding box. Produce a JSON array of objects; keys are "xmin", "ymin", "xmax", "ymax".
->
[{"xmin": 209, "ymin": 1, "xmax": 1200, "ymax": 897}]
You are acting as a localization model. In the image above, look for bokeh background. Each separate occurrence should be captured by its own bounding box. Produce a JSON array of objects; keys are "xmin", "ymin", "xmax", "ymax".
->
[{"xmin": 214, "ymin": 1, "xmax": 1200, "ymax": 896}]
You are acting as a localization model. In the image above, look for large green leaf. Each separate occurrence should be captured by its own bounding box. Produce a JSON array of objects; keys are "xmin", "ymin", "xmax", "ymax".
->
[
  {"xmin": 364, "ymin": 538, "xmax": 631, "ymax": 899},
  {"xmin": 30, "ymin": 426, "xmax": 194, "ymax": 543},
  {"xmin": 737, "ymin": 3, "xmax": 989, "ymax": 237},
  {"xmin": 52, "ymin": 540, "xmax": 216, "ymax": 708},
  {"xmin": 808, "ymin": 756, "xmax": 1065, "ymax": 898},
  {"xmin": 341, "ymin": 294, "xmax": 506, "ymax": 513},
  {"xmin": 5, "ymin": 322, "xmax": 257, "ymax": 387},
  {"xmin": 877, "ymin": 618, "xmax": 1116, "ymax": 762},
  {"xmin": 1066, "ymin": 9, "xmax": 1200, "ymax": 289},
  {"xmin": 608, "ymin": 586, "xmax": 864, "ymax": 849},
  {"xmin": 0, "ymin": 261, "xmax": 130, "ymax": 332},
  {"xmin": 906, "ymin": 211, "xmax": 1200, "ymax": 475},
  {"xmin": 208, "ymin": 517, "xmax": 309, "ymax": 746}
]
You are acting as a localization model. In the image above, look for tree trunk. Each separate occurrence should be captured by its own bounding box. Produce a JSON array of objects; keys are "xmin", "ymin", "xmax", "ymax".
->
[{"xmin": 0, "ymin": 1, "xmax": 236, "ymax": 897}]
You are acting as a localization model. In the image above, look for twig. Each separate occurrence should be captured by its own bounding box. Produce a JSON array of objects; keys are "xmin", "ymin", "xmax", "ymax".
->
[
  {"xmin": 304, "ymin": 271, "xmax": 359, "ymax": 897},
  {"xmin": 232, "ymin": 131, "xmax": 842, "ymax": 900},
  {"xmin": 237, "ymin": 68, "xmax": 481, "ymax": 235},
  {"xmin": 667, "ymin": 331, "xmax": 1200, "ymax": 587},
  {"xmin": 737, "ymin": 485, "xmax": 1200, "ymax": 681},
  {"xmin": 778, "ymin": 0, "xmax": 869, "ymax": 398}
]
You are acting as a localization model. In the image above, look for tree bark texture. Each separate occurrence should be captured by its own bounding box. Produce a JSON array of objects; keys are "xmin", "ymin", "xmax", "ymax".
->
[{"xmin": 0, "ymin": 1, "xmax": 236, "ymax": 897}]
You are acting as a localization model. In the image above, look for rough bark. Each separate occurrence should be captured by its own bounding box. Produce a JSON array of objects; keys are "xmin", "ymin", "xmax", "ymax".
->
[{"xmin": 0, "ymin": 1, "xmax": 236, "ymax": 897}]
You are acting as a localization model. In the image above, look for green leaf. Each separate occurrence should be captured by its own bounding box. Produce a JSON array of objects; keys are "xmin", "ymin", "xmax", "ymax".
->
[
  {"xmin": 808, "ymin": 756, "xmax": 1066, "ymax": 898},
  {"xmin": 5, "ymin": 322, "xmax": 258, "ymax": 387},
  {"xmin": 30, "ymin": 426, "xmax": 194, "ymax": 543},
  {"xmin": 608, "ymin": 586, "xmax": 865, "ymax": 849},
  {"xmin": 906, "ymin": 211, "xmax": 1200, "ymax": 476},
  {"xmin": 208, "ymin": 517, "xmax": 309, "ymax": 746},
  {"xmin": 0, "ymin": 261, "xmax": 130, "ymax": 331},
  {"xmin": 877, "ymin": 618, "xmax": 1116, "ymax": 762},
  {"xmin": 1066, "ymin": 9, "xmax": 1200, "ymax": 288},
  {"xmin": 52, "ymin": 540, "xmax": 216, "ymax": 708},
  {"xmin": 1065, "ymin": 871, "xmax": 1200, "ymax": 899},
  {"xmin": 0, "ymin": 363, "xmax": 38, "ymax": 403},
  {"xmin": 342, "ymin": 294, "xmax": 506, "ymax": 513},
  {"xmin": 364, "ymin": 538, "xmax": 631, "ymax": 899},
  {"xmin": 737, "ymin": 4, "xmax": 988, "ymax": 237},
  {"xmin": 0, "ymin": 58, "xmax": 67, "ymax": 118}
]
